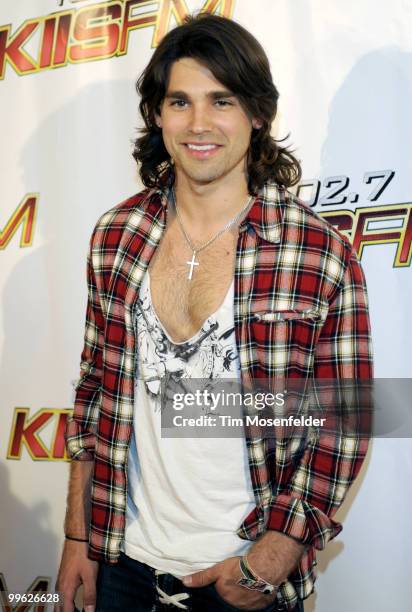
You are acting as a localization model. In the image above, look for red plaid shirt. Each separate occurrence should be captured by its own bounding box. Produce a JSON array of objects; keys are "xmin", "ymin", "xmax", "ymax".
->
[{"xmin": 65, "ymin": 182, "xmax": 373, "ymax": 609}]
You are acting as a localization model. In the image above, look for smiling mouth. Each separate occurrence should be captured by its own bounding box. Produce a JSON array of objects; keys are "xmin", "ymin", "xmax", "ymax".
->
[
  {"xmin": 185, "ymin": 143, "xmax": 220, "ymax": 151},
  {"xmin": 183, "ymin": 143, "xmax": 222, "ymax": 157}
]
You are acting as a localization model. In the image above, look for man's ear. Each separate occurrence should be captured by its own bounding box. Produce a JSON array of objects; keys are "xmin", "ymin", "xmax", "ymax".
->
[
  {"xmin": 155, "ymin": 115, "xmax": 162, "ymax": 128},
  {"xmin": 252, "ymin": 118, "xmax": 263, "ymax": 129}
]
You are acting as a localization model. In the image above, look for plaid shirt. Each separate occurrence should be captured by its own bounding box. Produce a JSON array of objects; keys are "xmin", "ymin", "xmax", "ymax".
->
[{"xmin": 65, "ymin": 181, "xmax": 373, "ymax": 609}]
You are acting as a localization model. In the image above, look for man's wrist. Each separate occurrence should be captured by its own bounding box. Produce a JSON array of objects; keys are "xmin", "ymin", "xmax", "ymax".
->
[
  {"xmin": 65, "ymin": 533, "xmax": 89, "ymax": 542},
  {"xmin": 237, "ymin": 555, "xmax": 279, "ymax": 594},
  {"xmin": 247, "ymin": 530, "xmax": 306, "ymax": 585}
]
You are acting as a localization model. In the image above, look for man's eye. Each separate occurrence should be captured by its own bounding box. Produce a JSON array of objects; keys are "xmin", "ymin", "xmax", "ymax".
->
[
  {"xmin": 170, "ymin": 100, "xmax": 187, "ymax": 107},
  {"xmin": 215, "ymin": 99, "xmax": 233, "ymax": 107}
]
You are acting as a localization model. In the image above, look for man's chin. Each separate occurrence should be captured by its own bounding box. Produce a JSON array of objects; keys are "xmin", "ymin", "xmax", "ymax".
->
[{"xmin": 179, "ymin": 168, "xmax": 225, "ymax": 185}]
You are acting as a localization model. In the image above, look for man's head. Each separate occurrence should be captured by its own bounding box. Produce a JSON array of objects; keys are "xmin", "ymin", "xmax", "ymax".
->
[{"xmin": 133, "ymin": 13, "xmax": 301, "ymax": 194}]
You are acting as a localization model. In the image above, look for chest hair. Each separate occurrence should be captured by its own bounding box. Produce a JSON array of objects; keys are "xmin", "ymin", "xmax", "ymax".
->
[{"xmin": 148, "ymin": 217, "xmax": 238, "ymax": 343}]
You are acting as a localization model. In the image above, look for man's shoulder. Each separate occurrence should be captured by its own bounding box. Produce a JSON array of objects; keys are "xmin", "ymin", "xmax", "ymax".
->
[
  {"xmin": 91, "ymin": 187, "xmax": 161, "ymax": 235},
  {"xmin": 281, "ymin": 186, "xmax": 354, "ymax": 260}
]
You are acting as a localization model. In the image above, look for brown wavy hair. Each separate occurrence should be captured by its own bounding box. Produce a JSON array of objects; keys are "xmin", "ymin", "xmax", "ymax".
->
[{"xmin": 133, "ymin": 13, "xmax": 302, "ymax": 194}]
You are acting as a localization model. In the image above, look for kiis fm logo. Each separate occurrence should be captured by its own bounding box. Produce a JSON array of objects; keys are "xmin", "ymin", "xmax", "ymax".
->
[
  {"xmin": 321, "ymin": 204, "xmax": 412, "ymax": 268},
  {"xmin": 0, "ymin": 0, "xmax": 235, "ymax": 80},
  {"xmin": 7, "ymin": 408, "xmax": 71, "ymax": 461},
  {"xmin": 0, "ymin": 194, "xmax": 37, "ymax": 249}
]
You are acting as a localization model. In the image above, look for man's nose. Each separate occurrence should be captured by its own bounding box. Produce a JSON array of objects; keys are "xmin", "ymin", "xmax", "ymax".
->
[{"xmin": 188, "ymin": 105, "xmax": 212, "ymax": 133}]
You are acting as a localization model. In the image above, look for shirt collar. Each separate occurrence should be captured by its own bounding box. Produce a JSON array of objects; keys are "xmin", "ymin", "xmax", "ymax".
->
[
  {"xmin": 151, "ymin": 181, "xmax": 284, "ymax": 244},
  {"xmin": 239, "ymin": 182, "xmax": 283, "ymax": 244}
]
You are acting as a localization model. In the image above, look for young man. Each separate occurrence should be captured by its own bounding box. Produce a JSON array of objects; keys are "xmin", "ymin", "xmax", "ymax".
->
[{"xmin": 56, "ymin": 14, "xmax": 373, "ymax": 612}]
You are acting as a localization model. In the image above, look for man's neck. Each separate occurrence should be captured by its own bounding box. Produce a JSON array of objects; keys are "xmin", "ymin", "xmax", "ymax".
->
[{"xmin": 172, "ymin": 173, "xmax": 251, "ymax": 233}]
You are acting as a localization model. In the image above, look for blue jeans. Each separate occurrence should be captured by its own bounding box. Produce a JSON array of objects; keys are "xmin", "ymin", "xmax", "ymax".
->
[{"xmin": 95, "ymin": 552, "xmax": 304, "ymax": 612}]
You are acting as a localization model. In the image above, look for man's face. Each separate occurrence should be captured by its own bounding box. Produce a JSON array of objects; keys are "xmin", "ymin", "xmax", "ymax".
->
[{"xmin": 156, "ymin": 57, "xmax": 262, "ymax": 188}]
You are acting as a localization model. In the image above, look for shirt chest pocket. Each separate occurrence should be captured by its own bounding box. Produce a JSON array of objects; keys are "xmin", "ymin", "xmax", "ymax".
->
[{"xmin": 249, "ymin": 308, "xmax": 324, "ymax": 376}]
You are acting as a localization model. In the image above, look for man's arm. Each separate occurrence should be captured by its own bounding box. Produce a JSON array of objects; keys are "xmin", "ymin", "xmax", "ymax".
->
[
  {"xmin": 65, "ymin": 230, "xmax": 105, "ymax": 460},
  {"xmin": 56, "ymin": 230, "xmax": 106, "ymax": 612},
  {"xmin": 56, "ymin": 462, "xmax": 98, "ymax": 612},
  {"xmin": 64, "ymin": 459, "xmax": 94, "ymax": 539},
  {"xmin": 264, "ymin": 247, "xmax": 373, "ymax": 551}
]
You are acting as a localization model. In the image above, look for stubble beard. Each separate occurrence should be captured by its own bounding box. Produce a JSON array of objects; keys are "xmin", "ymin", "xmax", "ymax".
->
[{"xmin": 175, "ymin": 156, "xmax": 239, "ymax": 187}]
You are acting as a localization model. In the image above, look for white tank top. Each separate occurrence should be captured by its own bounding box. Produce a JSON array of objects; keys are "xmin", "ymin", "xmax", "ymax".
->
[{"xmin": 122, "ymin": 269, "xmax": 255, "ymax": 576}]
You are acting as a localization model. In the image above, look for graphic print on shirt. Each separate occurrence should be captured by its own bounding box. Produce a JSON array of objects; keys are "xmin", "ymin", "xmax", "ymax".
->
[{"xmin": 134, "ymin": 275, "xmax": 239, "ymax": 412}]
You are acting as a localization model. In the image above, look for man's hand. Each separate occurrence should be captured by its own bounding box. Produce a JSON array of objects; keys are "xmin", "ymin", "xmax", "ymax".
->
[
  {"xmin": 182, "ymin": 556, "xmax": 277, "ymax": 611},
  {"xmin": 54, "ymin": 540, "xmax": 99, "ymax": 612},
  {"xmin": 181, "ymin": 531, "xmax": 305, "ymax": 610}
]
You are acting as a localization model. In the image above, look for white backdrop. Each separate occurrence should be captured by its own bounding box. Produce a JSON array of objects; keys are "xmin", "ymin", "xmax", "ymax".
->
[{"xmin": 1, "ymin": 1, "xmax": 411, "ymax": 610}]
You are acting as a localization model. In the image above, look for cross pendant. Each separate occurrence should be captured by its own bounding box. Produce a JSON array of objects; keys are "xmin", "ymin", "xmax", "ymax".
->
[{"xmin": 186, "ymin": 251, "xmax": 199, "ymax": 280}]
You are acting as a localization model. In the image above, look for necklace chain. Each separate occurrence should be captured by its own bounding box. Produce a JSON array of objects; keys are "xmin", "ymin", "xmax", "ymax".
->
[{"xmin": 172, "ymin": 189, "xmax": 254, "ymax": 256}]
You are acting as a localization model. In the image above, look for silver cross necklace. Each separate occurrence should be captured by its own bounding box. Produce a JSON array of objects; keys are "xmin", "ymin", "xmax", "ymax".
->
[{"xmin": 172, "ymin": 189, "xmax": 254, "ymax": 280}]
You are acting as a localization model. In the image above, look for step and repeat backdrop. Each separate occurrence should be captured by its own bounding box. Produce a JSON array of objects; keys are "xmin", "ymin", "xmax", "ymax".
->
[{"xmin": 1, "ymin": 1, "xmax": 411, "ymax": 611}]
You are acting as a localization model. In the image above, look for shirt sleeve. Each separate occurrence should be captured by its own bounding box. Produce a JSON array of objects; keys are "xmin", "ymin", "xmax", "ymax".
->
[
  {"xmin": 65, "ymin": 230, "xmax": 105, "ymax": 461},
  {"xmin": 267, "ymin": 247, "xmax": 374, "ymax": 550}
]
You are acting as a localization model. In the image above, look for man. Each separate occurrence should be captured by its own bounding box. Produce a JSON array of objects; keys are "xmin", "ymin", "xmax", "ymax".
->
[{"xmin": 56, "ymin": 13, "xmax": 373, "ymax": 612}]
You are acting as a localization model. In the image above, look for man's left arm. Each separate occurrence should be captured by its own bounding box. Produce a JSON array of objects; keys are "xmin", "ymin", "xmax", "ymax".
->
[
  {"xmin": 183, "ymin": 248, "xmax": 373, "ymax": 602},
  {"xmin": 262, "ymin": 247, "xmax": 373, "ymax": 564}
]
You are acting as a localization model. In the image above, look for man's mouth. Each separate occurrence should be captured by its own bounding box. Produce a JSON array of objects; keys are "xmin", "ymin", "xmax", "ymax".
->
[
  {"xmin": 186, "ymin": 143, "xmax": 219, "ymax": 151},
  {"xmin": 183, "ymin": 143, "xmax": 222, "ymax": 157}
]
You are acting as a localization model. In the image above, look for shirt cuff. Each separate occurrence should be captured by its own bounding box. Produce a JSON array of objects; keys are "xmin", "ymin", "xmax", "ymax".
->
[
  {"xmin": 267, "ymin": 494, "xmax": 342, "ymax": 550},
  {"xmin": 65, "ymin": 415, "xmax": 96, "ymax": 461}
]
